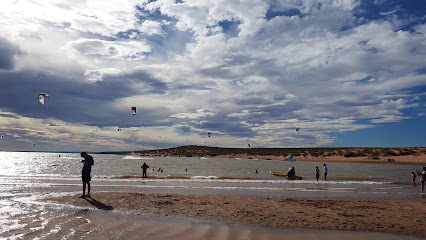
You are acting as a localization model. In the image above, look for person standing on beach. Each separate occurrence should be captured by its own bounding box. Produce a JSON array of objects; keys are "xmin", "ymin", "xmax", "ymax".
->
[
  {"xmin": 141, "ymin": 162, "xmax": 149, "ymax": 178},
  {"xmin": 323, "ymin": 163, "xmax": 328, "ymax": 181},
  {"xmin": 416, "ymin": 167, "xmax": 426, "ymax": 192},
  {"xmin": 80, "ymin": 152, "xmax": 94, "ymax": 198},
  {"xmin": 315, "ymin": 166, "xmax": 320, "ymax": 181}
]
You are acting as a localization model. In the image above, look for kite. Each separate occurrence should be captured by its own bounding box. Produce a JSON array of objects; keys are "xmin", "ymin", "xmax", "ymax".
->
[
  {"xmin": 247, "ymin": 143, "xmax": 250, "ymax": 148},
  {"xmin": 0, "ymin": 135, "xmax": 3, "ymax": 139},
  {"xmin": 132, "ymin": 107, "xmax": 136, "ymax": 115},
  {"xmin": 208, "ymin": 132, "xmax": 211, "ymax": 137},
  {"xmin": 296, "ymin": 127, "xmax": 300, "ymax": 133},
  {"xmin": 38, "ymin": 93, "xmax": 50, "ymax": 106}
]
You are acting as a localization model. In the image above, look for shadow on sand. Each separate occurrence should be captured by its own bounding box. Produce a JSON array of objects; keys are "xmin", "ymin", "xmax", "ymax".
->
[{"xmin": 85, "ymin": 197, "xmax": 114, "ymax": 210}]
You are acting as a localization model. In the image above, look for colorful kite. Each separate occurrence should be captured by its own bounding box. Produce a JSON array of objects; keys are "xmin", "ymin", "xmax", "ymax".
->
[
  {"xmin": 38, "ymin": 93, "xmax": 50, "ymax": 106},
  {"xmin": 132, "ymin": 107, "xmax": 136, "ymax": 115},
  {"xmin": 296, "ymin": 127, "xmax": 300, "ymax": 133},
  {"xmin": 208, "ymin": 132, "xmax": 211, "ymax": 137}
]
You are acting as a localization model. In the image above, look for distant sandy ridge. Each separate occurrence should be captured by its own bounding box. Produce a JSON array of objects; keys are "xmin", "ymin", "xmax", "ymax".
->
[{"xmin": 132, "ymin": 146, "xmax": 426, "ymax": 165}]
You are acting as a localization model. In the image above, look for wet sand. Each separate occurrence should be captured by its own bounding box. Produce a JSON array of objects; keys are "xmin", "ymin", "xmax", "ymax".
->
[{"xmin": 47, "ymin": 192, "xmax": 426, "ymax": 238}]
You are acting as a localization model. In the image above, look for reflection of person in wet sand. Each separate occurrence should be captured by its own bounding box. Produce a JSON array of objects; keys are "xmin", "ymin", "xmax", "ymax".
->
[{"xmin": 141, "ymin": 162, "xmax": 149, "ymax": 178}]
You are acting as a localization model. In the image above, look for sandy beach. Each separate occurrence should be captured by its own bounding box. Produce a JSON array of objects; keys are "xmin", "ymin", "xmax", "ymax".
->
[{"xmin": 47, "ymin": 192, "xmax": 426, "ymax": 238}]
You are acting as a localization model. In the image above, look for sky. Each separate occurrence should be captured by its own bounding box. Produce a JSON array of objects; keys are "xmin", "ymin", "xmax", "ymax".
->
[{"xmin": 0, "ymin": 0, "xmax": 425, "ymax": 152}]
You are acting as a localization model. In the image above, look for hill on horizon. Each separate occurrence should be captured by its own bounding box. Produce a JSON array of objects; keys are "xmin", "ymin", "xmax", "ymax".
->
[{"xmin": 132, "ymin": 145, "xmax": 426, "ymax": 159}]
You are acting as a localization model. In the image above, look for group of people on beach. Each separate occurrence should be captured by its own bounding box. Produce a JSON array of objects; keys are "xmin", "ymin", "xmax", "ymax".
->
[
  {"xmin": 315, "ymin": 164, "xmax": 328, "ymax": 181},
  {"xmin": 77, "ymin": 153, "xmax": 426, "ymax": 200},
  {"xmin": 286, "ymin": 163, "xmax": 328, "ymax": 181},
  {"xmin": 412, "ymin": 167, "xmax": 426, "ymax": 192}
]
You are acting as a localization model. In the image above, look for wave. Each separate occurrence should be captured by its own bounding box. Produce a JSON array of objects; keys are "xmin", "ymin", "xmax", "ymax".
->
[
  {"xmin": 110, "ymin": 175, "xmax": 388, "ymax": 185},
  {"xmin": 329, "ymin": 175, "xmax": 382, "ymax": 181},
  {"xmin": 122, "ymin": 156, "xmax": 153, "ymax": 160}
]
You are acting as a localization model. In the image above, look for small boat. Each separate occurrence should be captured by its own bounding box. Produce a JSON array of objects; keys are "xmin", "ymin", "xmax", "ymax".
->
[{"xmin": 270, "ymin": 171, "xmax": 303, "ymax": 180}]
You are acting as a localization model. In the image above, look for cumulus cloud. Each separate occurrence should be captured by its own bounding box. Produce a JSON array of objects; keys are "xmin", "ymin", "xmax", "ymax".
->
[{"xmin": 0, "ymin": 0, "xmax": 425, "ymax": 150}]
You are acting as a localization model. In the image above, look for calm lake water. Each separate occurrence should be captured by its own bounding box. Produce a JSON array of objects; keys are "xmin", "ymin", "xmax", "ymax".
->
[{"xmin": 0, "ymin": 152, "xmax": 424, "ymax": 239}]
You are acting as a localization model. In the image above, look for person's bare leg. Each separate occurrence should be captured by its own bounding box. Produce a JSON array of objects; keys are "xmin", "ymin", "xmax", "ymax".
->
[
  {"xmin": 82, "ymin": 182, "xmax": 86, "ymax": 197},
  {"xmin": 87, "ymin": 182, "xmax": 91, "ymax": 196}
]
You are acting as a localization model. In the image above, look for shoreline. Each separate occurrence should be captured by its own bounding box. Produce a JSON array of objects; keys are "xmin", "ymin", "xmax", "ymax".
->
[{"xmin": 47, "ymin": 192, "xmax": 426, "ymax": 237}]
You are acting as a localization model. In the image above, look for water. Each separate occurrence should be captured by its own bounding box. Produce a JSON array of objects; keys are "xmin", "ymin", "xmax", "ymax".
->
[{"xmin": 0, "ymin": 152, "xmax": 424, "ymax": 239}]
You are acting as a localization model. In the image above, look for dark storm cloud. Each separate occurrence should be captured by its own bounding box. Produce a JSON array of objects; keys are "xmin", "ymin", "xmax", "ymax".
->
[
  {"xmin": 0, "ymin": 70, "xmax": 169, "ymax": 127},
  {"xmin": 0, "ymin": 37, "xmax": 21, "ymax": 70},
  {"xmin": 0, "ymin": 113, "xmax": 20, "ymax": 119}
]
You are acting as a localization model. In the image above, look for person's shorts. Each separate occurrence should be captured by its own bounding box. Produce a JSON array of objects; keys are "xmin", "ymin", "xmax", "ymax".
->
[
  {"xmin": 421, "ymin": 180, "xmax": 425, "ymax": 184},
  {"xmin": 82, "ymin": 173, "xmax": 91, "ymax": 182},
  {"xmin": 324, "ymin": 172, "xmax": 328, "ymax": 176}
]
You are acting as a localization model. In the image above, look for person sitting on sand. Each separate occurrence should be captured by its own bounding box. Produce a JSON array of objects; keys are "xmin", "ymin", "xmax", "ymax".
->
[
  {"xmin": 141, "ymin": 162, "xmax": 149, "ymax": 178},
  {"xmin": 287, "ymin": 167, "xmax": 295, "ymax": 178},
  {"xmin": 315, "ymin": 166, "xmax": 320, "ymax": 181},
  {"xmin": 323, "ymin": 163, "xmax": 328, "ymax": 181},
  {"xmin": 416, "ymin": 167, "xmax": 426, "ymax": 192},
  {"xmin": 412, "ymin": 172, "xmax": 417, "ymax": 183},
  {"xmin": 80, "ymin": 152, "xmax": 94, "ymax": 199}
]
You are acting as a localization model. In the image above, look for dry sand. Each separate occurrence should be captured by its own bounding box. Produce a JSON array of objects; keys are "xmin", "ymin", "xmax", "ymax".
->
[
  {"xmin": 135, "ymin": 146, "xmax": 426, "ymax": 165},
  {"xmin": 48, "ymin": 192, "xmax": 426, "ymax": 238}
]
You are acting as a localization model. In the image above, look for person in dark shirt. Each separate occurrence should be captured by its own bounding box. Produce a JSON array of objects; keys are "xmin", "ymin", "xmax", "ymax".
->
[
  {"xmin": 80, "ymin": 152, "xmax": 94, "ymax": 198},
  {"xmin": 287, "ymin": 167, "xmax": 295, "ymax": 178},
  {"xmin": 141, "ymin": 162, "xmax": 149, "ymax": 178},
  {"xmin": 323, "ymin": 163, "xmax": 328, "ymax": 181}
]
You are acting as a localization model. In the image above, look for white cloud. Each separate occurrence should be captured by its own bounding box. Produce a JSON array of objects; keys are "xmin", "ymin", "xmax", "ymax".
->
[
  {"xmin": 0, "ymin": 0, "xmax": 425, "ymax": 149},
  {"xmin": 138, "ymin": 20, "xmax": 166, "ymax": 36}
]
